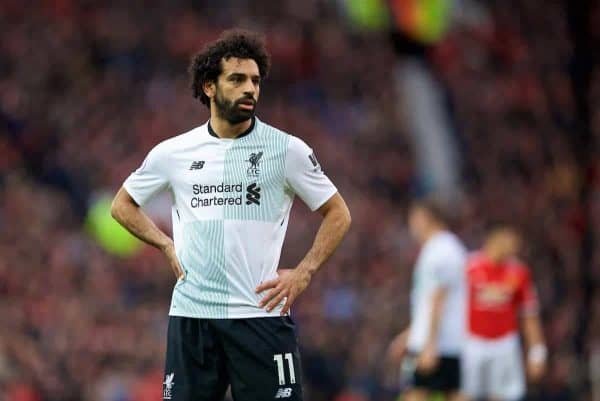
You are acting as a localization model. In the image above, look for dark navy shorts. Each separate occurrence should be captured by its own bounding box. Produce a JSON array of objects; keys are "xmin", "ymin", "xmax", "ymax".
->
[
  {"xmin": 402, "ymin": 352, "xmax": 461, "ymax": 392},
  {"xmin": 163, "ymin": 316, "xmax": 303, "ymax": 401}
]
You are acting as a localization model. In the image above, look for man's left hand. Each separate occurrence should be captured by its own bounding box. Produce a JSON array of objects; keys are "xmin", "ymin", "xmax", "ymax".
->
[
  {"xmin": 527, "ymin": 360, "xmax": 546, "ymax": 383},
  {"xmin": 255, "ymin": 268, "xmax": 312, "ymax": 315}
]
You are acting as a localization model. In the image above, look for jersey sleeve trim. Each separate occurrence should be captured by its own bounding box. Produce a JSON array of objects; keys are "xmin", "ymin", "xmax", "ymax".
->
[
  {"xmin": 308, "ymin": 188, "xmax": 338, "ymax": 212},
  {"xmin": 122, "ymin": 182, "xmax": 144, "ymax": 207}
]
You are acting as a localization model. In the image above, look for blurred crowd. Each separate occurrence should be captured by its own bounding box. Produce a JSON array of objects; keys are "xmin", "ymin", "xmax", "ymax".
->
[{"xmin": 1, "ymin": 1, "xmax": 599, "ymax": 400}]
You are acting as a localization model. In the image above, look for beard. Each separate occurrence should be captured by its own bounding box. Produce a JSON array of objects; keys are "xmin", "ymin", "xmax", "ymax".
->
[{"xmin": 213, "ymin": 87, "xmax": 256, "ymax": 125}]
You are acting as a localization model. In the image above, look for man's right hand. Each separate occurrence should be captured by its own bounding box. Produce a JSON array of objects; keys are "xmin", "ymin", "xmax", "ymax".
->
[
  {"xmin": 162, "ymin": 240, "xmax": 185, "ymax": 280},
  {"xmin": 416, "ymin": 341, "xmax": 439, "ymax": 373}
]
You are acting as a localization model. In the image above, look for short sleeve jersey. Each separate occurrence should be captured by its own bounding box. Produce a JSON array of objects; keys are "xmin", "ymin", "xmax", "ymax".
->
[
  {"xmin": 466, "ymin": 252, "xmax": 538, "ymax": 339},
  {"xmin": 407, "ymin": 231, "xmax": 467, "ymax": 355},
  {"xmin": 123, "ymin": 117, "xmax": 337, "ymax": 318}
]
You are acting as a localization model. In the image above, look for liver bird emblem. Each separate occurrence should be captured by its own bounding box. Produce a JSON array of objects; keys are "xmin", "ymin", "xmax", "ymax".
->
[
  {"xmin": 248, "ymin": 151, "xmax": 263, "ymax": 167},
  {"xmin": 164, "ymin": 373, "xmax": 175, "ymax": 390}
]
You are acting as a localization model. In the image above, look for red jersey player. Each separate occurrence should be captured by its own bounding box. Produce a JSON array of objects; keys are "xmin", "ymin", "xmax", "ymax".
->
[{"xmin": 463, "ymin": 225, "xmax": 547, "ymax": 401}]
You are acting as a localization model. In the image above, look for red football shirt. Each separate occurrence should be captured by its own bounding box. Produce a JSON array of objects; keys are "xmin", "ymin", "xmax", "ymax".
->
[{"xmin": 467, "ymin": 252, "xmax": 538, "ymax": 339}]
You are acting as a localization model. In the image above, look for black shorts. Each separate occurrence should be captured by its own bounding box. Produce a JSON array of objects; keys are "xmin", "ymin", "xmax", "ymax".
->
[
  {"xmin": 163, "ymin": 316, "xmax": 303, "ymax": 401},
  {"xmin": 402, "ymin": 352, "xmax": 461, "ymax": 392}
]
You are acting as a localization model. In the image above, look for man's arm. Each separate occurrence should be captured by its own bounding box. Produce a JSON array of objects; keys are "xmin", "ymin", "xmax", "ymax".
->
[
  {"xmin": 426, "ymin": 288, "xmax": 447, "ymax": 345},
  {"xmin": 256, "ymin": 192, "xmax": 351, "ymax": 314},
  {"xmin": 522, "ymin": 313, "xmax": 547, "ymax": 381},
  {"xmin": 518, "ymin": 267, "xmax": 546, "ymax": 381},
  {"xmin": 417, "ymin": 287, "xmax": 447, "ymax": 372},
  {"xmin": 387, "ymin": 327, "xmax": 410, "ymax": 363},
  {"xmin": 295, "ymin": 192, "xmax": 351, "ymax": 277},
  {"xmin": 111, "ymin": 187, "xmax": 184, "ymax": 279}
]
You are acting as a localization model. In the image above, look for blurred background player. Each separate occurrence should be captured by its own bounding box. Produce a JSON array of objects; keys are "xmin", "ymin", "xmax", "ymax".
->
[
  {"xmin": 463, "ymin": 225, "xmax": 547, "ymax": 401},
  {"xmin": 388, "ymin": 199, "xmax": 467, "ymax": 401}
]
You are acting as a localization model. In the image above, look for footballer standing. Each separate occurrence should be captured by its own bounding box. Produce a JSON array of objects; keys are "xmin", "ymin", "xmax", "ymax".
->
[
  {"xmin": 111, "ymin": 29, "xmax": 351, "ymax": 401},
  {"xmin": 388, "ymin": 199, "xmax": 467, "ymax": 401},
  {"xmin": 462, "ymin": 225, "xmax": 546, "ymax": 401}
]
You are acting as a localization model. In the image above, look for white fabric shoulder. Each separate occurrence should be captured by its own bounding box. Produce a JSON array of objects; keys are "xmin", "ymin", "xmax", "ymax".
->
[
  {"xmin": 122, "ymin": 125, "xmax": 206, "ymax": 206},
  {"xmin": 423, "ymin": 232, "xmax": 466, "ymax": 287},
  {"xmin": 284, "ymin": 135, "xmax": 337, "ymax": 211}
]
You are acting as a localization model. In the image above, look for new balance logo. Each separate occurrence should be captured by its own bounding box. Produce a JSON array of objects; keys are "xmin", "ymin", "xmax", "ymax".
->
[
  {"xmin": 246, "ymin": 183, "xmax": 261, "ymax": 205},
  {"xmin": 275, "ymin": 388, "xmax": 292, "ymax": 398},
  {"xmin": 189, "ymin": 161, "xmax": 205, "ymax": 170}
]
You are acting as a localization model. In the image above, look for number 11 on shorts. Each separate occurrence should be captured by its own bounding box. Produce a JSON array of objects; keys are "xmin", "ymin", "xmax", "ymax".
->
[{"xmin": 273, "ymin": 353, "xmax": 296, "ymax": 385}]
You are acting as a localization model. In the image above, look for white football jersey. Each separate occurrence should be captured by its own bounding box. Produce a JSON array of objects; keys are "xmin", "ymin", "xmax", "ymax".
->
[
  {"xmin": 407, "ymin": 231, "xmax": 467, "ymax": 355},
  {"xmin": 123, "ymin": 117, "xmax": 337, "ymax": 318}
]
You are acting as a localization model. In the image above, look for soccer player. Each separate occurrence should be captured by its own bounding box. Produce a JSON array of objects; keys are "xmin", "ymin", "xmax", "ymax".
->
[
  {"xmin": 463, "ymin": 225, "xmax": 546, "ymax": 401},
  {"xmin": 388, "ymin": 199, "xmax": 467, "ymax": 401},
  {"xmin": 110, "ymin": 30, "xmax": 351, "ymax": 401}
]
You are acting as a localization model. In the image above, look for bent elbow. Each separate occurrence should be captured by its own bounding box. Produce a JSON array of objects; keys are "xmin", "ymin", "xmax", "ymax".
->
[
  {"xmin": 110, "ymin": 198, "xmax": 122, "ymax": 222},
  {"xmin": 342, "ymin": 207, "xmax": 352, "ymax": 233}
]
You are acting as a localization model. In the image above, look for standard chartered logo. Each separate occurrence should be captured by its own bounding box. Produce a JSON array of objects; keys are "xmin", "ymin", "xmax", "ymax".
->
[{"xmin": 190, "ymin": 183, "xmax": 261, "ymax": 208}]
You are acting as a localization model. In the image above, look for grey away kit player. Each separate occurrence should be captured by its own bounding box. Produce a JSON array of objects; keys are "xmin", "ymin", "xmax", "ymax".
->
[{"xmin": 111, "ymin": 30, "xmax": 351, "ymax": 401}]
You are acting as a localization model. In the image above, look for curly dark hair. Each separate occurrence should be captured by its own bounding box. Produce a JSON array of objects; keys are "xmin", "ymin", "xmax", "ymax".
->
[{"xmin": 189, "ymin": 29, "xmax": 271, "ymax": 108}]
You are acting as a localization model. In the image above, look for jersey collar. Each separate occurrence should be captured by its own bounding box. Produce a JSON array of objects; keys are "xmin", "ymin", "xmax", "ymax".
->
[{"xmin": 208, "ymin": 117, "xmax": 256, "ymax": 140}]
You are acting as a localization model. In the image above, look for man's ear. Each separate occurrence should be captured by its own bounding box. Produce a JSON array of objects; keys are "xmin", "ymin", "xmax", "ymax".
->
[{"xmin": 203, "ymin": 81, "xmax": 216, "ymax": 100}]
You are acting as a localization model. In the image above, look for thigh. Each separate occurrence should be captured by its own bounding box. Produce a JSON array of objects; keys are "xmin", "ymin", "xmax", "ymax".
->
[
  {"xmin": 163, "ymin": 316, "xmax": 229, "ymax": 401},
  {"xmin": 489, "ymin": 348, "xmax": 525, "ymax": 401},
  {"xmin": 462, "ymin": 345, "xmax": 486, "ymax": 399},
  {"xmin": 214, "ymin": 316, "xmax": 304, "ymax": 401},
  {"xmin": 438, "ymin": 356, "xmax": 461, "ymax": 393},
  {"xmin": 413, "ymin": 355, "xmax": 461, "ymax": 393},
  {"xmin": 404, "ymin": 388, "xmax": 429, "ymax": 401}
]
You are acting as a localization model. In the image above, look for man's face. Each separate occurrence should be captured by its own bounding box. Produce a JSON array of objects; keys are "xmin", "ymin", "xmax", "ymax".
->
[
  {"xmin": 408, "ymin": 206, "xmax": 429, "ymax": 243},
  {"xmin": 499, "ymin": 230, "xmax": 522, "ymax": 259},
  {"xmin": 487, "ymin": 228, "xmax": 522, "ymax": 261},
  {"xmin": 207, "ymin": 57, "xmax": 261, "ymax": 124}
]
